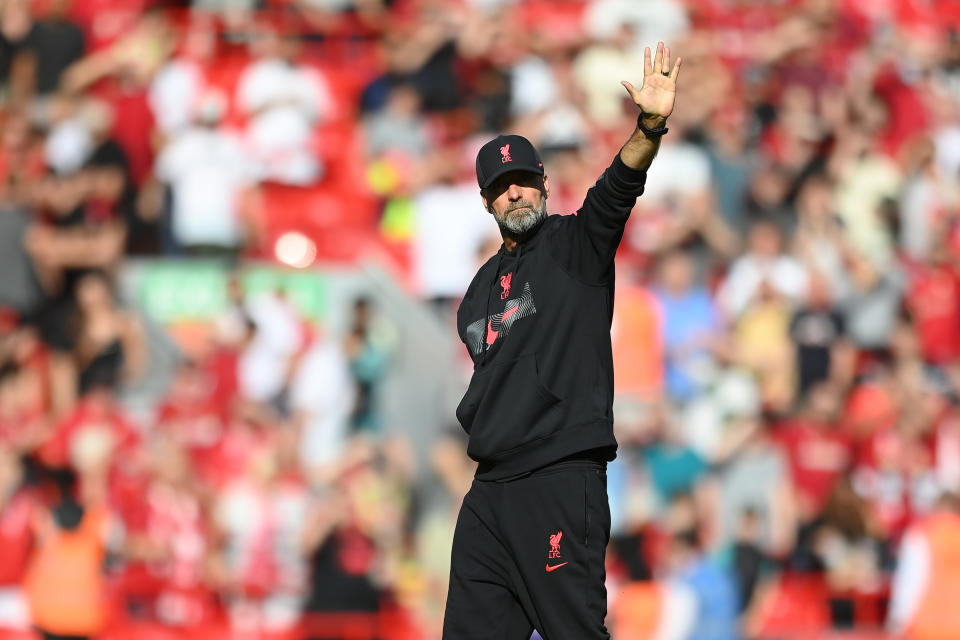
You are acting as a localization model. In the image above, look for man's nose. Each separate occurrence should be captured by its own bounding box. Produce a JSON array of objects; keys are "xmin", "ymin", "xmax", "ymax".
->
[{"xmin": 506, "ymin": 183, "xmax": 524, "ymax": 200}]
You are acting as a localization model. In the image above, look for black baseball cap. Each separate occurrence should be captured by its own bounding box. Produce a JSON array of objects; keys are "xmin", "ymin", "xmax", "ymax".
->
[{"xmin": 475, "ymin": 134, "xmax": 544, "ymax": 189}]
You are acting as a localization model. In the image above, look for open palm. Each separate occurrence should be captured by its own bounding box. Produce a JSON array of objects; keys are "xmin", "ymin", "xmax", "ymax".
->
[{"xmin": 621, "ymin": 42, "xmax": 681, "ymax": 122}]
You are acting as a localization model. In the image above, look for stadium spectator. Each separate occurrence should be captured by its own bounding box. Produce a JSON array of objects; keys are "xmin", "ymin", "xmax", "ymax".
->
[
  {"xmin": 610, "ymin": 269, "xmax": 664, "ymax": 403},
  {"xmin": 777, "ymin": 383, "xmax": 853, "ymax": 521},
  {"xmin": 813, "ymin": 476, "xmax": 885, "ymax": 627},
  {"xmin": 640, "ymin": 410, "xmax": 709, "ymax": 512},
  {"xmin": 215, "ymin": 426, "xmax": 310, "ymax": 633},
  {"xmin": 154, "ymin": 359, "xmax": 228, "ymax": 476},
  {"xmin": 71, "ymin": 270, "xmax": 148, "ymax": 394},
  {"xmin": 344, "ymin": 296, "xmax": 394, "ymax": 434},
  {"xmin": 235, "ymin": 23, "xmax": 333, "ymax": 185},
  {"xmin": 409, "ymin": 428, "xmax": 474, "ymax": 636},
  {"xmin": 632, "ymin": 120, "xmax": 738, "ymax": 268},
  {"xmin": 719, "ymin": 219, "xmax": 809, "ymax": 320},
  {"xmin": 237, "ymin": 287, "xmax": 308, "ymax": 413},
  {"xmin": 789, "ymin": 274, "xmax": 855, "ymax": 398},
  {"xmin": 126, "ymin": 436, "xmax": 216, "ymax": 627},
  {"xmin": 713, "ymin": 421, "xmax": 796, "ymax": 559},
  {"xmin": 290, "ymin": 324, "xmax": 354, "ymax": 475},
  {"xmin": 24, "ymin": 495, "xmax": 110, "ymax": 640},
  {"xmin": 153, "ymin": 90, "xmax": 254, "ymax": 254},
  {"xmin": 3, "ymin": 0, "xmax": 84, "ymax": 101},
  {"xmin": 573, "ymin": 19, "xmax": 644, "ymax": 126},
  {"xmin": 663, "ymin": 494, "xmax": 740, "ymax": 640},
  {"xmin": 410, "ymin": 142, "xmax": 494, "ymax": 308},
  {"xmin": 363, "ymin": 82, "xmax": 430, "ymax": 162},
  {"xmin": 148, "ymin": 15, "xmax": 218, "ymax": 138},
  {"xmin": 0, "ymin": 445, "xmax": 32, "ymax": 631},
  {"xmin": 653, "ymin": 249, "xmax": 723, "ymax": 404},
  {"xmin": 888, "ymin": 493, "xmax": 960, "ymax": 639},
  {"xmin": 0, "ymin": 324, "xmax": 75, "ymax": 452},
  {"xmin": 60, "ymin": 9, "xmax": 172, "ymax": 189}
]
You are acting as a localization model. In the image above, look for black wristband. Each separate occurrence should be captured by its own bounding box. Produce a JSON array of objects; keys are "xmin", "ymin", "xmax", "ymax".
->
[{"xmin": 637, "ymin": 112, "xmax": 669, "ymax": 137}]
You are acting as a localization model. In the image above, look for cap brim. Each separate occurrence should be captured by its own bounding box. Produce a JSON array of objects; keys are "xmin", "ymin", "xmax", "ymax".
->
[{"xmin": 479, "ymin": 164, "xmax": 545, "ymax": 189}]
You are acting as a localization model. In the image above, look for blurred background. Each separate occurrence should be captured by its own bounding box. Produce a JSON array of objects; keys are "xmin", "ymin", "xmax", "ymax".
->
[{"xmin": 1, "ymin": 0, "xmax": 960, "ymax": 638}]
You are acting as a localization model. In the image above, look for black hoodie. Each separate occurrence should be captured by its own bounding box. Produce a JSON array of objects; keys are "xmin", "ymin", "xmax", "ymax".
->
[{"xmin": 455, "ymin": 153, "xmax": 647, "ymax": 480}]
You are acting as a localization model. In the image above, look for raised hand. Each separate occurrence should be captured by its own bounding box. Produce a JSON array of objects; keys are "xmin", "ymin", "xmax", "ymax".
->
[{"xmin": 620, "ymin": 42, "xmax": 681, "ymax": 126}]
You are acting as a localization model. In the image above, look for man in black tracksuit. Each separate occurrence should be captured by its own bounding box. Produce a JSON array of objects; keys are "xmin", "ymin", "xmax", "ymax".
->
[{"xmin": 442, "ymin": 43, "xmax": 682, "ymax": 639}]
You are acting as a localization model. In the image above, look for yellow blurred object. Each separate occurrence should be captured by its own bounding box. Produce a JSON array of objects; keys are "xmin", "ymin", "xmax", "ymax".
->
[
  {"xmin": 367, "ymin": 158, "xmax": 403, "ymax": 196},
  {"xmin": 380, "ymin": 197, "xmax": 415, "ymax": 242}
]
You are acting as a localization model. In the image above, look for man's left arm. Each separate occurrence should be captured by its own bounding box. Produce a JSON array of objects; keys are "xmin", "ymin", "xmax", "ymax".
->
[{"xmin": 619, "ymin": 41, "xmax": 681, "ymax": 170}]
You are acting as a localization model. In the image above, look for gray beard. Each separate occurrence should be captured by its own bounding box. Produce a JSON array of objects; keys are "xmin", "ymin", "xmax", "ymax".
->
[{"xmin": 492, "ymin": 197, "xmax": 548, "ymax": 237}]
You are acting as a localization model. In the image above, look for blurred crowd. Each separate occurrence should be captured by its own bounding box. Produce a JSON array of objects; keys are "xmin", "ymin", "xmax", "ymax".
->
[{"xmin": 2, "ymin": 0, "xmax": 960, "ymax": 638}]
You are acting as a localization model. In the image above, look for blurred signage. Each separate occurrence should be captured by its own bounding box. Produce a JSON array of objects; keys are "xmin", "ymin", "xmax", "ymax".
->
[{"xmin": 136, "ymin": 261, "xmax": 327, "ymax": 323}]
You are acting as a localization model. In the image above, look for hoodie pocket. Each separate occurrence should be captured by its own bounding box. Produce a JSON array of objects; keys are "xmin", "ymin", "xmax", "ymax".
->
[{"xmin": 456, "ymin": 353, "xmax": 562, "ymax": 460}]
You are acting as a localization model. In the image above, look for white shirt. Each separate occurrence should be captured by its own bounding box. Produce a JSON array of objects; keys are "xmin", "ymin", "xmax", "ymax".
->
[
  {"xmin": 238, "ymin": 293, "xmax": 303, "ymax": 402},
  {"xmin": 584, "ymin": 0, "xmax": 690, "ymax": 47},
  {"xmin": 45, "ymin": 117, "xmax": 93, "ymax": 175},
  {"xmin": 718, "ymin": 254, "xmax": 809, "ymax": 318},
  {"xmin": 155, "ymin": 126, "xmax": 251, "ymax": 247},
  {"xmin": 413, "ymin": 183, "xmax": 494, "ymax": 299},
  {"xmin": 236, "ymin": 58, "xmax": 333, "ymax": 185},
  {"xmin": 237, "ymin": 59, "xmax": 332, "ymax": 120},
  {"xmin": 888, "ymin": 527, "xmax": 930, "ymax": 634},
  {"xmin": 934, "ymin": 125, "xmax": 960, "ymax": 181},
  {"xmin": 149, "ymin": 59, "xmax": 206, "ymax": 135},
  {"xmin": 290, "ymin": 337, "xmax": 355, "ymax": 469},
  {"xmin": 642, "ymin": 142, "xmax": 712, "ymax": 203},
  {"xmin": 510, "ymin": 55, "xmax": 557, "ymax": 118}
]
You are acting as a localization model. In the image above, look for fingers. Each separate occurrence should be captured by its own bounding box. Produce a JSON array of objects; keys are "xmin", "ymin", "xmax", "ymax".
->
[
  {"xmin": 643, "ymin": 42, "xmax": 681, "ymax": 84},
  {"xmin": 621, "ymin": 80, "xmax": 638, "ymax": 101},
  {"xmin": 670, "ymin": 56, "xmax": 682, "ymax": 82}
]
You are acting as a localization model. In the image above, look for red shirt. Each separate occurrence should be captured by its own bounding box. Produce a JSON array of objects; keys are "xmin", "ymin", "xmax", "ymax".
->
[
  {"xmin": 872, "ymin": 64, "xmax": 931, "ymax": 160},
  {"xmin": 840, "ymin": 0, "xmax": 960, "ymax": 31},
  {"xmin": 91, "ymin": 82, "xmax": 155, "ymax": 187},
  {"xmin": 687, "ymin": 0, "xmax": 783, "ymax": 70},
  {"xmin": 0, "ymin": 340, "xmax": 53, "ymax": 449},
  {"xmin": 776, "ymin": 419, "xmax": 854, "ymax": 513},
  {"xmin": 841, "ymin": 381, "xmax": 899, "ymax": 443},
  {"xmin": 202, "ymin": 420, "xmax": 272, "ymax": 490},
  {"xmin": 905, "ymin": 262, "xmax": 960, "ymax": 365},
  {"xmin": 67, "ymin": 0, "xmax": 152, "ymax": 52},
  {"xmin": 155, "ymin": 373, "xmax": 226, "ymax": 480},
  {"xmin": 38, "ymin": 394, "xmax": 140, "ymax": 470},
  {"xmin": 143, "ymin": 483, "xmax": 210, "ymax": 592},
  {"xmin": 511, "ymin": 0, "xmax": 587, "ymax": 47},
  {"xmin": 854, "ymin": 425, "xmax": 937, "ymax": 536},
  {"xmin": 0, "ymin": 491, "xmax": 34, "ymax": 585}
]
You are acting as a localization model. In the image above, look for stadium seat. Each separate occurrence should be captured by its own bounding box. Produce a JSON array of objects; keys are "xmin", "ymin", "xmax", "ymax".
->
[{"xmin": 752, "ymin": 572, "xmax": 832, "ymax": 639}]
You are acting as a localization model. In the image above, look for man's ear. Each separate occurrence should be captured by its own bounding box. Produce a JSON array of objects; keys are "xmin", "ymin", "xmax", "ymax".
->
[
  {"xmin": 480, "ymin": 191, "xmax": 490, "ymax": 212},
  {"xmin": 542, "ymin": 175, "xmax": 550, "ymax": 199}
]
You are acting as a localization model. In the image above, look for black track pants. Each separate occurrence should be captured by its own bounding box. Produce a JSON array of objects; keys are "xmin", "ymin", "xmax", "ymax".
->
[{"xmin": 442, "ymin": 460, "xmax": 611, "ymax": 640}]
